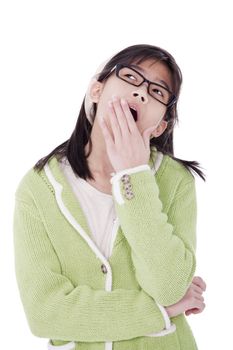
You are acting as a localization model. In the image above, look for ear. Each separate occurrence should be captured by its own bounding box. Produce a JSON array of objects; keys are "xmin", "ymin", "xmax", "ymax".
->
[
  {"xmin": 89, "ymin": 80, "xmax": 104, "ymax": 103},
  {"xmin": 151, "ymin": 120, "xmax": 168, "ymax": 139}
]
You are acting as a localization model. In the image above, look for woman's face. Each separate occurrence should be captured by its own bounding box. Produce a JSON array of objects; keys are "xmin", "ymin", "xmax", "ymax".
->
[{"xmin": 91, "ymin": 58, "xmax": 173, "ymax": 138}]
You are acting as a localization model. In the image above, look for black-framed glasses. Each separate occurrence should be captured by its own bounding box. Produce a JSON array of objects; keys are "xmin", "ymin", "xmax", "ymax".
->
[{"xmin": 107, "ymin": 63, "xmax": 177, "ymax": 108}]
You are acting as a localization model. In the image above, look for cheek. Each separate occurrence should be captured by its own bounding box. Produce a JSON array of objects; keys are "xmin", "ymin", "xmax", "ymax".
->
[
  {"xmin": 97, "ymin": 84, "xmax": 125, "ymax": 115},
  {"xmin": 97, "ymin": 91, "xmax": 114, "ymax": 111},
  {"xmin": 95, "ymin": 94, "xmax": 114, "ymax": 124},
  {"xmin": 104, "ymin": 80, "xmax": 129, "ymax": 101},
  {"xmin": 149, "ymin": 105, "xmax": 166, "ymax": 122}
]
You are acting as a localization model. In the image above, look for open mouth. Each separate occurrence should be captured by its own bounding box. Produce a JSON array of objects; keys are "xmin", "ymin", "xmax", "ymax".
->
[{"xmin": 129, "ymin": 107, "xmax": 138, "ymax": 122}]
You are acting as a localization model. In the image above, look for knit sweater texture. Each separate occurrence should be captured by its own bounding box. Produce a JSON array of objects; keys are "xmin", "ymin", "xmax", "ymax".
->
[{"xmin": 13, "ymin": 146, "xmax": 199, "ymax": 350}]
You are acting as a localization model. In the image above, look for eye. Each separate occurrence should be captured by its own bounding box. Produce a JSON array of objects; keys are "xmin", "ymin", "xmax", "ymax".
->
[
  {"xmin": 152, "ymin": 88, "xmax": 164, "ymax": 97},
  {"xmin": 124, "ymin": 74, "xmax": 137, "ymax": 81}
]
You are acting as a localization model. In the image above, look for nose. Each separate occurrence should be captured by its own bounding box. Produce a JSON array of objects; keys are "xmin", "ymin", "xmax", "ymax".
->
[{"xmin": 131, "ymin": 88, "xmax": 148, "ymax": 104}]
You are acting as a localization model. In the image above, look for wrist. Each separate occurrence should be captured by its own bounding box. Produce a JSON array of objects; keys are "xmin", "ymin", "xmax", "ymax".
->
[{"xmin": 165, "ymin": 305, "xmax": 173, "ymax": 318}]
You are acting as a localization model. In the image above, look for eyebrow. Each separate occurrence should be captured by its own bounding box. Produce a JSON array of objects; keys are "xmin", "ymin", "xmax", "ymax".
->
[{"xmin": 130, "ymin": 64, "xmax": 171, "ymax": 91}]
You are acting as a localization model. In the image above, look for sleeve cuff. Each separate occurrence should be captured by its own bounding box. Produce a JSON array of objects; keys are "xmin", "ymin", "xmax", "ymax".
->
[
  {"xmin": 48, "ymin": 340, "xmax": 75, "ymax": 350},
  {"xmin": 110, "ymin": 164, "xmax": 151, "ymax": 205},
  {"xmin": 110, "ymin": 164, "xmax": 150, "ymax": 184},
  {"xmin": 145, "ymin": 302, "xmax": 177, "ymax": 337},
  {"xmin": 156, "ymin": 302, "xmax": 171, "ymax": 329},
  {"xmin": 145, "ymin": 323, "xmax": 176, "ymax": 337}
]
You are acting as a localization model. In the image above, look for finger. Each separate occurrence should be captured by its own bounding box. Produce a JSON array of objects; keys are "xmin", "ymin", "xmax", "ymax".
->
[
  {"xmin": 185, "ymin": 309, "xmax": 197, "ymax": 316},
  {"xmin": 120, "ymin": 98, "xmax": 138, "ymax": 134},
  {"xmin": 186, "ymin": 308, "xmax": 201, "ymax": 316},
  {"xmin": 194, "ymin": 292, "xmax": 205, "ymax": 302},
  {"xmin": 108, "ymin": 101, "xmax": 123, "ymax": 142},
  {"xmin": 192, "ymin": 284, "xmax": 204, "ymax": 295},
  {"xmin": 186, "ymin": 307, "xmax": 202, "ymax": 317},
  {"xmin": 193, "ymin": 276, "xmax": 206, "ymax": 287},
  {"xmin": 185, "ymin": 309, "xmax": 196, "ymax": 316},
  {"xmin": 100, "ymin": 118, "xmax": 115, "ymax": 149},
  {"xmin": 196, "ymin": 301, "xmax": 206, "ymax": 311},
  {"xmin": 111, "ymin": 96, "xmax": 130, "ymax": 137},
  {"xmin": 192, "ymin": 276, "xmax": 207, "ymax": 291},
  {"xmin": 191, "ymin": 308, "xmax": 202, "ymax": 314},
  {"xmin": 142, "ymin": 126, "xmax": 157, "ymax": 152}
]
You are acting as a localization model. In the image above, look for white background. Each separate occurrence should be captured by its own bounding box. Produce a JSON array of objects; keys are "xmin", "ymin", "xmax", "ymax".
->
[{"xmin": 1, "ymin": 0, "xmax": 232, "ymax": 349}]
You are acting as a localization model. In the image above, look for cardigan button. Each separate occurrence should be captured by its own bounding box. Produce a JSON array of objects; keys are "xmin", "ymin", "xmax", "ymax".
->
[
  {"xmin": 101, "ymin": 264, "xmax": 108, "ymax": 274},
  {"xmin": 124, "ymin": 183, "xmax": 132, "ymax": 191},
  {"xmin": 121, "ymin": 174, "xmax": 130, "ymax": 184},
  {"xmin": 125, "ymin": 191, "xmax": 134, "ymax": 200}
]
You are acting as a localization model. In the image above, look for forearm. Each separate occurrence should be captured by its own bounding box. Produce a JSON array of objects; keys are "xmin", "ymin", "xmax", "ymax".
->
[{"xmin": 111, "ymin": 166, "xmax": 197, "ymax": 306}]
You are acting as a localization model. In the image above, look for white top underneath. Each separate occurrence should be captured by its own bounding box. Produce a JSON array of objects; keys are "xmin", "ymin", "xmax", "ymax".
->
[{"xmin": 59, "ymin": 157, "xmax": 116, "ymax": 259}]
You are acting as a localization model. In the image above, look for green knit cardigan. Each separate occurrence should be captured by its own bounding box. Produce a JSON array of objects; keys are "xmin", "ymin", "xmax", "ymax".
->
[{"xmin": 13, "ymin": 147, "xmax": 198, "ymax": 350}]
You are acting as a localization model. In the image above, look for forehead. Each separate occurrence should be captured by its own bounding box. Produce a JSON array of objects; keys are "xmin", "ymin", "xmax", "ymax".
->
[{"xmin": 130, "ymin": 58, "xmax": 173, "ymax": 90}]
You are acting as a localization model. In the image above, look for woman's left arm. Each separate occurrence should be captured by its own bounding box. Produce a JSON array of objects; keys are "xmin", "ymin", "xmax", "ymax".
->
[{"xmin": 110, "ymin": 169, "xmax": 197, "ymax": 308}]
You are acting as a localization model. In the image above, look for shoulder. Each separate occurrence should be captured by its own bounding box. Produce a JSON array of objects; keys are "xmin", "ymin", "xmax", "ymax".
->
[
  {"xmin": 15, "ymin": 167, "xmax": 36, "ymax": 200},
  {"xmin": 152, "ymin": 153, "xmax": 196, "ymax": 213},
  {"xmin": 154, "ymin": 153, "xmax": 196, "ymax": 206},
  {"xmin": 14, "ymin": 158, "xmax": 54, "ymax": 205},
  {"xmin": 158, "ymin": 153, "xmax": 195, "ymax": 185}
]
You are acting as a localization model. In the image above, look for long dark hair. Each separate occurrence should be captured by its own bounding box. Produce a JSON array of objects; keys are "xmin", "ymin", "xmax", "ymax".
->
[{"xmin": 34, "ymin": 44, "xmax": 206, "ymax": 181}]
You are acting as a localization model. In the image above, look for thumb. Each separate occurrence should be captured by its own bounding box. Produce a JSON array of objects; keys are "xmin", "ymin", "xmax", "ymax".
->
[{"xmin": 142, "ymin": 126, "xmax": 157, "ymax": 150}]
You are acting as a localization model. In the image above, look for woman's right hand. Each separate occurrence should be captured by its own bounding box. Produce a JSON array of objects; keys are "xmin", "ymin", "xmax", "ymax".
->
[{"xmin": 165, "ymin": 276, "xmax": 207, "ymax": 318}]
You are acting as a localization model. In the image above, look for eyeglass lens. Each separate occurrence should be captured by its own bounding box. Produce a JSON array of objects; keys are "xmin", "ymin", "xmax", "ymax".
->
[{"xmin": 118, "ymin": 66, "xmax": 171, "ymax": 105}]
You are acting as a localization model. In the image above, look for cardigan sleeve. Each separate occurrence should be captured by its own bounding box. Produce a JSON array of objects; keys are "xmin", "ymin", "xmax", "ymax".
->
[
  {"xmin": 110, "ymin": 166, "xmax": 197, "ymax": 307},
  {"xmin": 13, "ymin": 199, "xmax": 174, "ymax": 342}
]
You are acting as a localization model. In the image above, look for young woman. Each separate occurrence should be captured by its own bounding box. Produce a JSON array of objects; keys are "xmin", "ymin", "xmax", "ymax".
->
[{"xmin": 13, "ymin": 44, "xmax": 207, "ymax": 350}]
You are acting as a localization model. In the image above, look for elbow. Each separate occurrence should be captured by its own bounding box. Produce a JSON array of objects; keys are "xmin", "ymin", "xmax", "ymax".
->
[
  {"xmin": 22, "ymin": 297, "xmax": 57, "ymax": 339},
  {"xmin": 25, "ymin": 307, "xmax": 52, "ymax": 339},
  {"xmin": 156, "ymin": 252, "xmax": 197, "ymax": 307},
  {"xmin": 156, "ymin": 286, "xmax": 189, "ymax": 307}
]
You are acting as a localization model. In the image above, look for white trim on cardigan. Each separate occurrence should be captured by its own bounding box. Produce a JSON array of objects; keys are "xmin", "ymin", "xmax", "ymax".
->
[
  {"xmin": 44, "ymin": 163, "xmax": 113, "ymax": 291},
  {"xmin": 156, "ymin": 302, "xmax": 172, "ymax": 330},
  {"xmin": 110, "ymin": 164, "xmax": 151, "ymax": 205},
  {"xmin": 110, "ymin": 151, "xmax": 164, "ymax": 205},
  {"xmin": 47, "ymin": 340, "xmax": 76, "ymax": 350},
  {"xmin": 145, "ymin": 323, "xmax": 176, "ymax": 337}
]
